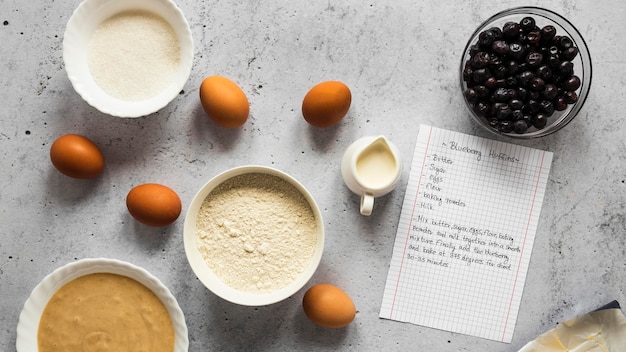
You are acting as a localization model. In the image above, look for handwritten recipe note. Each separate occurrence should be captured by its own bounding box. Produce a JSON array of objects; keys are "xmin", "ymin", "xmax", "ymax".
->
[{"xmin": 380, "ymin": 125, "xmax": 553, "ymax": 343}]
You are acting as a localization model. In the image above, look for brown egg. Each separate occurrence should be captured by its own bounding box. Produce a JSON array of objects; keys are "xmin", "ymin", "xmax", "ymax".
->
[
  {"xmin": 302, "ymin": 283, "xmax": 356, "ymax": 328},
  {"xmin": 126, "ymin": 183, "xmax": 182, "ymax": 227},
  {"xmin": 199, "ymin": 75, "xmax": 249, "ymax": 128},
  {"xmin": 302, "ymin": 81, "xmax": 351, "ymax": 127},
  {"xmin": 49, "ymin": 134, "xmax": 105, "ymax": 179}
]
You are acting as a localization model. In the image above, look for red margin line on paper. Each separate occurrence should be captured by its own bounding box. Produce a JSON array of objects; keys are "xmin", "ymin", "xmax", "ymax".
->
[
  {"xmin": 500, "ymin": 150, "xmax": 547, "ymax": 341},
  {"xmin": 389, "ymin": 126, "xmax": 433, "ymax": 319}
]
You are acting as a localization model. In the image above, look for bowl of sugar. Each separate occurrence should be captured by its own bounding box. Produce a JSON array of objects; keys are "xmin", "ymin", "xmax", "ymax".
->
[
  {"xmin": 183, "ymin": 165, "xmax": 325, "ymax": 306},
  {"xmin": 63, "ymin": 0, "xmax": 194, "ymax": 118}
]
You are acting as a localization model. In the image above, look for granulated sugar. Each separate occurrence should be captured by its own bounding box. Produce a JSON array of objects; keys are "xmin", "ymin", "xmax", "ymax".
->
[
  {"xmin": 195, "ymin": 173, "xmax": 318, "ymax": 293},
  {"xmin": 87, "ymin": 10, "xmax": 180, "ymax": 101}
]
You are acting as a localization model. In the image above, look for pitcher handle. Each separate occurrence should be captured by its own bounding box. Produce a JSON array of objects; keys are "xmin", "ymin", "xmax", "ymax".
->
[{"xmin": 360, "ymin": 193, "xmax": 374, "ymax": 216}]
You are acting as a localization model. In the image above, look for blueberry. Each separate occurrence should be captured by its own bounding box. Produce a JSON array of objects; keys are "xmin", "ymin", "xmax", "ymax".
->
[
  {"xmin": 564, "ymin": 75, "xmax": 581, "ymax": 91},
  {"xmin": 561, "ymin": 47, "xmax": 579, "ymax": 60},
  {"xmin": 559, "ymin": 61, "xmax": 574, "ymax": 75},
  {"xmin": 473, "ymin": 101, "xmax": 491, "ymax": 117},
  {"xmin": 548, "ymin": 46, "xmax": 559, "ymax": 55},
  {"xmin": 505, "ymin": 75, "xmax": 518, "ymax": 87},
  {"xmin": 536, "ymin": 65, "xmax": 553, "ymax": 80},
  {"xmin": 552, "ymin": 74, "xmax": 567, "ymax": 85},
  {"xmin": 491, "ymin": 40, "xmax": 510, "ymax": 55},
  {"xmin": 516, "ymin": 87, "xmax": 528, "ymax": 100},
  {"xmin": 530, "ymin": 77, "xmax": 546, "ymax": 91},
  {"xmin": 492, "ymin": 65, "xmax": 508, "ymax": 79},
  {"xmin": 533, "ymin": 113, "xmax": 548, "ymax": 129},
  {"xmin": 513, "ymin": 119, "xmax": 529, "ymax": 134},
  {"xmin": 517, "ymin": 62, "xmax": 528, "ymax": 73},
  {"xmin": 518, "ymin": 70, "xmax": 535, "ymax": 86},
  {"xmin": 541, "ymin": 25, "xmax": 557, "ymax": 42},
  {"xmin": 464, "ymin": 88, "xmax": 478, "ymax": 103},
  {"xmin": 473, "ymin": 68, "xmax": 491, "ymax": 83},
  {"xmin": 463, "ymin": 66, "xmax": 474, "ymax": 82},
  {"xmin": 554, "ymin": 97, "xmax": 568, "ymax": 111},
  {"xmin": 471, "ymin": 52, "xmax": 491, "ymax": 68},
  {"xmin": 512, "ymin": 109, "xmax": 524, "ymax": 120},
  {"xmin": 558, "ymin": 36, "xmax": 574, "ymax": 50},
  {"xmin": 526, "ymin": 52, "xmax": 544, "ymax": 67},
  {"xmin": 487, "ymin": 52, "xmax": 502, "ymax": 66},
  {"xmin": 505, "ymin": 60, "xmax": 520, "ymax": 75},
  {"xmin": 488, "ymin": 26, "xmax": 503, "ymax": 39},
  {"xmin": 485, "ymin": 77, "xmax": 499, "ymax": 89},
  {"xmin": 510, "ymin": 99, "xmax": 524, "ymax": 110},
  {"xmin": 498, "ymin": 120, "xmax": 514, "ymax": 133},
  {"xmin": 542, "ymin": 83, "xmax": 558, "ymax": 100},
  {"xmin": 492, "ymin": 88, "xmax": 511, "ymax": 102},
  {"xmin": 529, "ymin": 90, "xmax": 541, "ymax": 100},
  {"xmin": 474, "ymin": 85, "xmax": 490, "ymax": 98},
  {"xmin": 469, "ymin": 44, "xmax": 481, "ymax": 57},
  {"xmin": 519, "ymin": 17, "xmax": 536, "ymax": 32},
  {"xmin": 527, "ymin": 31, "xmax": 542, "ymax": 46},
  {"xmin": 494, "ymin": 103, "xmax": 513, "ymax": 120},
  {"xmin": 564, "ymin": 91, "xmax": 579, "ymax": 104},
  {"xmin": 503, "ymin": 22, "xmax": 521, "ymax": 39},
  {"xmin": 527, "ymin": 99, "xmax": 541, "ymax": 113},
  {"xmin": 547, "ymin": 54, "xmax": 561, "ymax": 69},
  {"xmin": 518, "ymin": 33, "xmax": 528, "ymax": 44},
  {"xmin": 508, "ymin": 42, "xmax": 525, "ymax": 60},
  {"xmin": 540, "ymin": 100, "xmax": 555, "ymax": 116},
  {"xmin": 479, "ymin": 30, "xmax": 496, "ymax": 47}
]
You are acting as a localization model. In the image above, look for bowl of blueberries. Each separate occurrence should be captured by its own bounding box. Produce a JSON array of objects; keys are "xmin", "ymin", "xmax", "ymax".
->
[{"xmin": 461, "ymin": 7, "xmax": 592, "ymax": 138}]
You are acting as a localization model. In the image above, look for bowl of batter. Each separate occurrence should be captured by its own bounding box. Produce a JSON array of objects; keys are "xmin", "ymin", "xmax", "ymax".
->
[{"xmin": 16, "ymin": 258, "xmax": 188, "ymax": 352}]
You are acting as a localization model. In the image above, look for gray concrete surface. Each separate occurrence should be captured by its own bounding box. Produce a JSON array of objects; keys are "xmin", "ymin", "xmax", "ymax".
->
[{"xmin": 1, "ymin": 0, "xmax": 624, "ymax": 351}]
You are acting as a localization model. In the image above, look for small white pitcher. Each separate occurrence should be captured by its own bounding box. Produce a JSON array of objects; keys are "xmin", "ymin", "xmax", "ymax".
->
[{"xmin": 341, "ymin": 135, "xmax": 402, "ymax": 216}]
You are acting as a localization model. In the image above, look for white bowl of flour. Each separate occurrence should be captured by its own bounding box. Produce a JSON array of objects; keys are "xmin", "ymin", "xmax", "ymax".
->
[
  {"xmin": 184, "ymin": 166, "xmax": 325, "ymax": 306},
  {"xmin": 63, "ymin": 0, "xmax": 193, "ymax": 117}
]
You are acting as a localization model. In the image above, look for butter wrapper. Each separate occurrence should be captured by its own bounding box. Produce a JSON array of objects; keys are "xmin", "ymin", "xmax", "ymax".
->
[{"xmin": 519, "ymin": 301, "xmax": 626, "ymax": 351}]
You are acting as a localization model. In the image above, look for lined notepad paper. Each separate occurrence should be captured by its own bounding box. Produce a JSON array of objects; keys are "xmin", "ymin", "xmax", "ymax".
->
[{"xmin": 380, "ymin": 125, "xmax": 553, "ymax": 343}]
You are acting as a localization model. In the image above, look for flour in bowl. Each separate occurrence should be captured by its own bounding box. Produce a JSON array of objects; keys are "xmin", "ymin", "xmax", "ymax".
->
[{"xmin": 195, "ymin": 173, "xmax": 318, "ymax": 293}]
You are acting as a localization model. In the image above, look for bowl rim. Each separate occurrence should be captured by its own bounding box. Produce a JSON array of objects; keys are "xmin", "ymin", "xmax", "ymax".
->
[
  {"xmin": 16, "ymin": 257, "xmax": 189, "ymax": 351},
  {"xmin": 459, "ymin": 6, "xmax": 593, "ymax": 139},
  {"xmin": 183, "ymin": 165, "xmax": 325, "ymax": 306},
  {"xmin": 62, "ymin": 0, "xmax": 194, "ymax": 118}
]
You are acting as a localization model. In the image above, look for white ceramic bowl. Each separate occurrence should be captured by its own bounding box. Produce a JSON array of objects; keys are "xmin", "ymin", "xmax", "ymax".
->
[
  {"xmin": 16, "ymin": 258, "xmax": 189, "ymax": 351},
  {"xmin": 63, "ymin": 0, "xmax": 194, "ymax": 117},
  {"xmin": 184, "ymin": 165, "xmax": 325, "ymax": 306}
]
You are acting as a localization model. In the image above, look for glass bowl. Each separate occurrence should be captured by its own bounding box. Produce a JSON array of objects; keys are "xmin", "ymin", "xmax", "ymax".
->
[
  {"xmin": 460, "ymin": 7, "xmax": 592, "ymax": 138},
  {"xmin": 183, "ymin": 165, "xmax": 325, "ymax": 306}
]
